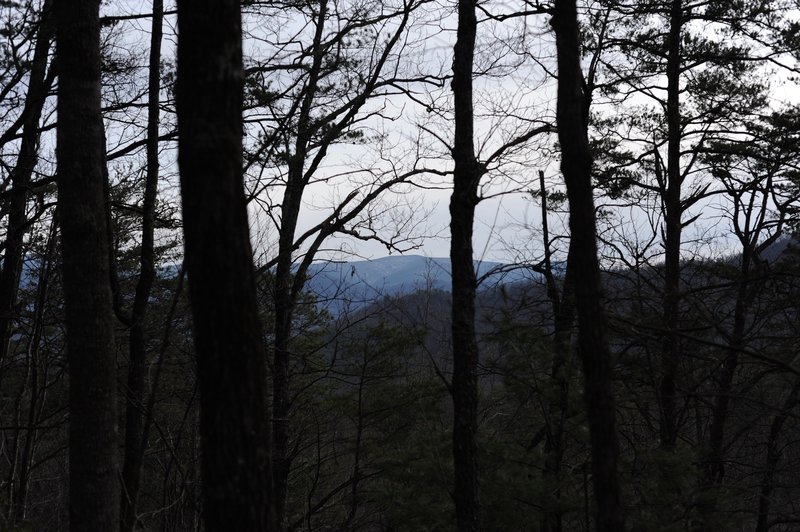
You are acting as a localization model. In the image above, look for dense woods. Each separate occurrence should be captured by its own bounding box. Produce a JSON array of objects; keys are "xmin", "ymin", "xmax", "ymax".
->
[{"xmin": 0, "ymin": 0, "xmax": 799, "ymax": 530}]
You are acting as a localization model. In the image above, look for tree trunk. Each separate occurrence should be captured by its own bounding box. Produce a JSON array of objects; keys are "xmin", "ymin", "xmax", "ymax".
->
[
  {"xmin": 541, "ymin": 259, "xmax": 575, "ymax": 532},
  {"xmin": 0, "ymin": 0, "xmax": 53, "ymax": 375},
  {"xmin": 120, "ymin": 2, "xmax": 163, "ymax": 530},
  {"xmin": 450, "ymin": 0, "xmax": 481, "ymax": 529},
  {"xmin": 272, "ymin": 182, "xmax": 299, "ymax": 531},
  {"xmin": 55, "ymin": 0, "xmax": 120, "ymax": 530},
  {"xmin": 659, "ymin": 0, "xmax": 683, "ymax": 451},
  {"xmin": 540, "ymin": 172, "xmax": 576, "ymax": 532},
  {"xmin": 175, "ymin": 1, "xmax": 274, "ymax": 530},
  {"xmin": 551, "ymin": 1, "xmax": 625, "ymax": 530},
  {"xmin": 272, "ymin": 3, "xmax": 326, "ymax": 527}
]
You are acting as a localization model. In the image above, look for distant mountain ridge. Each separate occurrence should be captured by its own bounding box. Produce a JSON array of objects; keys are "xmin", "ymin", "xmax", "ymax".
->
[
  {"xmin": 300, "ymin": 235, "xmax": 800, "ymax": 313},
  {"xmin": 302, "ymin": 255, "xmax": 540, "ymax": 310}
]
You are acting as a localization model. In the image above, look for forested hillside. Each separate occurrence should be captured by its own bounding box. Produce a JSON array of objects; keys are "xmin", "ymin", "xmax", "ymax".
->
[{"xmin": 0, "ymin": 0, "xmax": 798, "ymax": 531}]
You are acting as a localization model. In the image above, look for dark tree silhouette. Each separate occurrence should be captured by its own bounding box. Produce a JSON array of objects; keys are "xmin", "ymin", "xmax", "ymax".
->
[
  {"xmin": 175, "ymin": 1, "xmax": 274, "ymax": 529},
  {"xmin": 120, "ymin": 2, "xmax": 164, "ymax": 530},
  {"xmin": 659, "ymin": 0, "xmax": 683, "ymax": 451},
  {"xmin": 552, "ymin": 0, "xmax": 624, "ymax": 530},
  {"xmin": 55, "ymin": 0, "xmax": 120, "ymax": 529},
  {"xmin": 450, "ymin": 0, "xmax": 482, "ymax": 529}
]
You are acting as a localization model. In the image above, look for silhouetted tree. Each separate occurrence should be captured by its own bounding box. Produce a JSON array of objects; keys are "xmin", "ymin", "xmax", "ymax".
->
[
  {"xmin": 175, "ymin": 1, "xmax": 274, "ymax": 529},
  {"xmin": 119, "ymin": 2, "xmax": 164, "ymax": 530},
  {"xmin": 55, "ymin": 0, "xmax": 119, "ymax": 529},
  {"xmin": 552, "ymin": 0, "xmax": 624, "ymax": 529},
  {"xmin": 449, "ymin": 0, "xmax": 483, "ymax": 529}
]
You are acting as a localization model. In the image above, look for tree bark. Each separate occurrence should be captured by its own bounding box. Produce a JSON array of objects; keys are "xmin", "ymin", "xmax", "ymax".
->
[
  {"xmin": 551, "ymin": 1, "xmax": 625, "ymax": 530},
  {"xmin": 450, "ymin": 0, "xmax": 482, "ymax": 529},
  {"xmin": 659, "ymin": 0, "xmax": 683, "ymax": 451},
  {"xmin": 55, "ymin": 0, "xmax": 120, "ymax": 529},
  {"xmin": 175, "ymin": 1, "xmax": 274, "ymax": 530},
  {"xmin": 120, "ymin": 2, "xmax": 163, "ymax": 530}
]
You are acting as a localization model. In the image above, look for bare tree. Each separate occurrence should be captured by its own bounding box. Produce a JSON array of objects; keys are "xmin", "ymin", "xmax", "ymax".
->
[{"xmin": 241, "ymin": 1, "xmax": 439, "ymax": 525}]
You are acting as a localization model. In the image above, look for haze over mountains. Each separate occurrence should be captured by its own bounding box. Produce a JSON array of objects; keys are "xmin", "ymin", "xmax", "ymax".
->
[
  {"xmin": 301, "ymin": 236, "xmax": 799, "ymax": 313},
  {"xmin": 303, "ymin": 254, "xmax": 540, "ymax": 301}
]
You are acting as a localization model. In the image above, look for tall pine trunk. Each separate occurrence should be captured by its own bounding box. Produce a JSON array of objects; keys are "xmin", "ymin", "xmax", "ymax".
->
[
  {"xmin": 55, "ymin": 0, "xmax": 120, "ymax": 529},
  {"xmin": 175, "ymin": 1, "xmax": 274, "ymax": 529},
  {"xmin": 552, "ymin": 1, "xmax": 624, "ymax": 530},
  {"xmin": 659, "ymin": 0, "xmax": 683, "ymax": 451}
]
